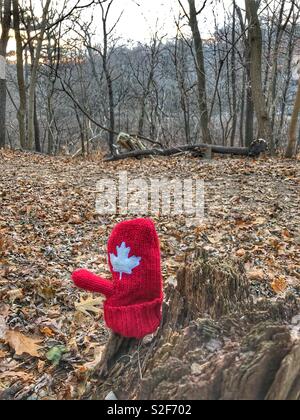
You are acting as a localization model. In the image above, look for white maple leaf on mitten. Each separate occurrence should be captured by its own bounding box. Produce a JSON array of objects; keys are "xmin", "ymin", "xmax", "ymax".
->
[{"xmin": 110, "ymin": 242, "xmax": 141, "ymax": 280}]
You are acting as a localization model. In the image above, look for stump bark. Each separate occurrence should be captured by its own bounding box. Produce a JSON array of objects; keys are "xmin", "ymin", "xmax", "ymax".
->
[{"xmin": 87, "ymin": 250, "xmax": 300, "ymax": 400}]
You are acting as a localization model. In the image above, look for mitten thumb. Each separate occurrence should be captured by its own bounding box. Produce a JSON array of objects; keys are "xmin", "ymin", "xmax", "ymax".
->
[{"xmin": 72, "ymin": 269, "xmax": 114, "ymax": 297}]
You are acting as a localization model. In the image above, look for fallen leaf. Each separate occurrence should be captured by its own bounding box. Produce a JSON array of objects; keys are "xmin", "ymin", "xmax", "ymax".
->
[
  {"xmin": 271, "ymin": 277, "xmax": 288, "ymax": 294},
  {"xmin": 207, "ymin": 233, "xmax": 223, "ymax": 244},
  {"xmin": 0, "ymin": 349, "xmax": 7, "ymax": 358},
  {"xmin": 247, "ymin": 269, "xmax": 265, "ymax": 281},
  {"xmin": 75, "ymin": 296, "xmax": 103, "ymax": 317},
  {"xmin": 0, "ymin": 371, "xmax": 33, "ymax": 381},
  {"xmin": 281, "ymin": 230, "xmax": 291, "ymax": 239},
  {"xmin": 40, "ymin": 326, "xmax": 55, "ymax": 337},
  {"xmin": 37, "ymin": 360, "xmax": 46, "ymax": 373},
  {"xmin": 4, "ymin": 330, "xmax": 43, "ymax": 357},
  {"xmin": 37, "ymin": 285, "xmax": 56, "ymax": 301},
  {"xmin": 68, "ymin": 215, "xmax": 82, "ymax": 225},
  {"xmin": 83, "ymin": 345, "xmax": 105, "ymax": 371},
  {"xmin": 235, "ymin": 218, "xmax": 248, "ymax": 228},
  {"xmin": 0, "ymin": 237, "xmax": 6, "ymax": 252},
  {"xmin": 236, "ymin": 249, "xmax": 246, "ymax": 257},
  {"xmin": 0, "ymin": 304, "xmax": 10, "ymax": 317},
  {"xmin": 7, "ymin": 288, "xmax": 24, "ymax": 303},
  {"xmin": 252, "ymin": 217, "xmax": 266, "ymax": 225}
]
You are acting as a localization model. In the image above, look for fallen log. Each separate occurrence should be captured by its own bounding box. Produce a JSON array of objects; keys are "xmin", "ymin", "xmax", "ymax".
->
[
  {"xmin": 105, "ymin": 145, "xmax": 206, "ymax": 161},
  {"xmin": 81, "ymin": 249, "xmax": 299, "ymax": 401},
  {"xmin": 104, "ymin": 139, "xmax": 268, "ymax": 161}
]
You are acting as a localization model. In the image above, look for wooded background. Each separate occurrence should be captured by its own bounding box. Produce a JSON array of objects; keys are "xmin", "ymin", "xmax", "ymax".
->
[{"xmin": 0, "ymin": 0, "xmax": 300, "ymax": 158}]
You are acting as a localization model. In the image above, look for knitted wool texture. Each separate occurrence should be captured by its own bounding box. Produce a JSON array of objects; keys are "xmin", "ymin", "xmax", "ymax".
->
[{"xmin": 72, "ymin": 219, "xmax": 163, "ymax": 339}]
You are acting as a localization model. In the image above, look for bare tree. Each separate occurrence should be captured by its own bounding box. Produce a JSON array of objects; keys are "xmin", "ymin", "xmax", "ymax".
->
[
  {"xmin": 1, "ymin": 0, "xmax": 299, "ymax": 155},
  {"xmin": 179, "ymin": 0, "xmax": 211, "ymax": 144},
  {"xmin": 236, "ymin": 3, "xmax": 254, "ymax": 147},
  {"xmin": 27, "ymin": 0, "xmax": 51, "ymax": 151},
  {"xmin": 173, "ymin": 34, "xmax": 192, "ymax": 144},
  {"xmin": 267, "ymin": 1, "xmax": 294, "ymax": 149},
  {"xmin": 230, "ymin": 0, "xmax": 237, "ymax": 147},
  {"xmin": 127, "ymin": 33, "xmax": 164, "ymax": 139},
  {"xmin": 138, "ymin": 36, "xmax": 161, "ymax": 138},
  {"xmin": 245, "ymin": 0, "xmax": 272, "ymax": 147},
  {"xmin": 279, "ymin": 8, "xmax": 299, "ymax": 137},
  {"xmin": 74, "ymin": 0, "xmax": 122, "ymax": 155},
  {"xmin": 13, "ymin": 0, "xmax": 26, "ymax": 149},
  {"xmin": 0, "ymin": 0, "xmax": 11, "ymax": 148},
  {"xmin": 285, "ymin": 77, "xmax": 300, "ymax": 158}
]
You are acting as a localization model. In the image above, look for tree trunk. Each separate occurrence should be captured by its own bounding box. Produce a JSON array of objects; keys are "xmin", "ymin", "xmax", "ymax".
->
[
  {"xmin": 269, "ymin": 1, "xmax": 294, "ymax": 150},
  {"xmin": 0, "ymin": 0, "xmax": 11, "ymax": 149},
  {"xmin": 138, "ymin": 56, "xmax": 155, "ymax": 138},
  {"xmin": 285, "ymin": 77, "xmax": 300, "ymax": 158},
  {"xmin": 236, "ymin": 4, "xmax": 253, "ymax": 147},
  {"xmin": 74, "ymin": 106, "xmax": 85, "ymax": 156},
  {"xmin": 174, "ymin": 38, "xmax": 191, "ymax": 144},
  {"xmin": 47, "ymin": 96, "xmax": 54, "ymax": 155},
  {"xmin": 187, "ymin": 0, "xmax": 211, "ymax": 144},
  {"xmin": 100, "ymin": 1, "xmax": 115, "ymax": 156},
  {"xmin": 230, "ymin": 1, "xmax": 237, "ymax": 147},
  {"xmin": 13, "ymin": 0, "xmax": 27, "ymax": 149},
  {"xmin": 34, "ymin": 95, "xmax": 41, "ymax": 153},
  {"xmin": 27, "ymin": 0, "xmax": 51, "ymax": 150},
  {"xmin": 280, "ymin": 24, "xmax": 295, "ymax": 134},
  {"xmin": 245, "ymin": 0, "xmax": 272, "ymax": 148},
  {"xmin": 138, "ymin": 96, "xmax": 147, "ymax": 137},
  {"xmin": 105, "ymin": 69, "xmax": 115, "ymax": 156},
  {"xmin": 239, "ymin": 69, "xmax": 246, "ymax": 147},
  {"xmin": 245, "ymin": 81, "xmax": 254, "ymax": 147},
  {"xmin": 268, "ymin": 1, "xmax": 285, "ymax": 149},
  {"xmin": 86, "ymin": 250, "xmax": 299, "ymax": 400}
]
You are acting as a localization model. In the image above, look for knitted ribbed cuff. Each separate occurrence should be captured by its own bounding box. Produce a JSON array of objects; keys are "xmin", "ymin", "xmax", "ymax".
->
[{"xmin": 104, "ymin": 297, "xmax": 163, "ymax": 339}]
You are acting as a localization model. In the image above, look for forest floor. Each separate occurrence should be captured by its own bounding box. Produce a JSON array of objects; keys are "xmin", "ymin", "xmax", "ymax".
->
[{"xmin": 0, "ymin": 149, "xmax": 299, "ymax": 400}]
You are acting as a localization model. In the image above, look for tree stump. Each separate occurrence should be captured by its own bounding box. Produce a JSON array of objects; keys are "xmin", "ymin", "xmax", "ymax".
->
[
  {"xmin": 116, "ymin": 133, "xmax": 146, "ymax": 153},
  {"xmin": 87, "ymin": 250, "xmax": 300, "ymax": 400}
]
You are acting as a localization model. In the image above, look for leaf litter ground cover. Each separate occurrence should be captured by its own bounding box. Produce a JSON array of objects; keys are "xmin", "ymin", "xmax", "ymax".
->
[{"xmin": 0, "ymin": 150, "xmax": 299, "ymax": 399}]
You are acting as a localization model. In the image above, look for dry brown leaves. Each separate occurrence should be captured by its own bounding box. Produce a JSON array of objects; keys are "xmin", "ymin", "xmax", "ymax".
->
[
  {"xmin": 0, "ymin": 149, "xmax": 299, "ymax": 399},
  {"xmin": 4, "ymin": 331, "xmax": 42, "ymax": 357}
]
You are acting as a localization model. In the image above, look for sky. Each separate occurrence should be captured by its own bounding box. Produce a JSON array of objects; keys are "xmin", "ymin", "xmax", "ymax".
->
[
  {"xmin": 5, "ymin": 0, "xmax": 245, "ymax": 52},
  {"xmin": 92, "ymin": 0, "xmax": 244, "ymax": 42}
]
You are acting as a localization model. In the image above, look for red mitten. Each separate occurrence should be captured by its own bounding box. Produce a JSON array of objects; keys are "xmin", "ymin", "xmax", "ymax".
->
[{"xmin": 72, "ymin": 218, "xmax": 163, "ymax": 339}]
